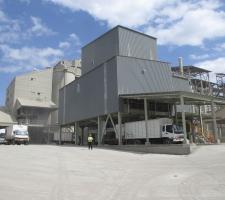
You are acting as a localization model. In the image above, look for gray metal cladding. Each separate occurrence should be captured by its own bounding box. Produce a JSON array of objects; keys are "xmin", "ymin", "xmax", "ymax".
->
[
  {"xmin": 81, "ymin": 26, "xmax": 158, "ymax": 75},
  {"xmin": 172, "ymin": 77, "xmax": 192, "ymax": 92},
  {"xmin": 81, "ymin": 28, "xmax": 119, "ymax": 75},
  {"xmin": 59, "ymin": 58, "xmax": 118, "ymax": 124},
  {"xmin": 118, "ymin": 27, "xmax": 157, "ymax": 60},
  {"xmin": 117, "ymin": 56, "xmax": 174, "ymax": 95}
]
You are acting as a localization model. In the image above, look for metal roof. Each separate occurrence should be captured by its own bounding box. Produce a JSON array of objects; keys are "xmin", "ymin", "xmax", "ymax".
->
[
  {"xmin": 82, "ymin": 25, "xmax": 157, "ymax": 49},
  {"xmin": 16, "ymin": 98, "xmax": 57, "ymax": 110},
  {"xmin": 172, "ymin": 65, "xmax": 211, "ymax": 73},
  {"xmin": 120, "ymin": 91, "xmax": 225, "ymax": 105}
]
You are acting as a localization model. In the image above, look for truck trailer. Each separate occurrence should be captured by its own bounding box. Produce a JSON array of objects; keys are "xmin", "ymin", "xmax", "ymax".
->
[
  {"xmin": 5, "ymin": 125, "xmax": 29, "ymax": 145},
  {"xmin": 122, "ymin": 118, "xmax": 184, "ymax": 144}
]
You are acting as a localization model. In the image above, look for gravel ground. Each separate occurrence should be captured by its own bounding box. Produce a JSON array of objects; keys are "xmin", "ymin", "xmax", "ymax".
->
[{"xmin": 0, "ymin": 144, "xmax": 225, "ymax": 200}]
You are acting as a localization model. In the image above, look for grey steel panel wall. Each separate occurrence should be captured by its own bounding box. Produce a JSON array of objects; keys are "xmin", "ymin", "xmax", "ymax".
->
[
  {"xmin": 59, "ymin": 58, "xmax": 118, "ymax": 124},
  {"xmin": 172, "ymin": 77, "xmax": 192, "ymax": 92},
  {"xmin": 82, "ymin": 28, "xmax": 119, "ymax": 75},
  {"xmin": 117, "ymin": 56, "xmax": 174, "ymax": 95},
  {"xmin": 118, "ymin": 27, "xmax": 157, "ymax": 60}
]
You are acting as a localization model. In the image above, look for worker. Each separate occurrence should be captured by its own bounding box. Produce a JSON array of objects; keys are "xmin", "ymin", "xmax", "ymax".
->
[{"xmin": 87, "ymin": 134, "xmax": 94, "ymax": 150}]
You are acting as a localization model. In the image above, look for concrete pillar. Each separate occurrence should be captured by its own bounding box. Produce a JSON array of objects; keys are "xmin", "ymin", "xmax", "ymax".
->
[
  {"xmin": 180, "ymin": 96, "xmax": 187, "ymax": 144},
  {"xmin": 144, "ymin": 98, "xmax": 150, "ymax": 144},
  {"xmin": 118, "ymin": 112, "xmax": 122, "ymax": 145},
  {"xmin": 211, "ymin": 101, "xmax": 220, "ymax": 144}
]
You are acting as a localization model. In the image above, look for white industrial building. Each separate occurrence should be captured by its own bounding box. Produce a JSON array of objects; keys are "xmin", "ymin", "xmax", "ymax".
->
[{"xmin": 1, "ymin": 60, "xmax": 81, "ymax": 143}]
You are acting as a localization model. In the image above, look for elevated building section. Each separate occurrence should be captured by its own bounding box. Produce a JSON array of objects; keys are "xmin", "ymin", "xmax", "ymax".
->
[
  {"xmin": 59, "ymin": 56, "xmax": 191, "ymax": 124},
  {"xmin": 82, "ymin": 26, "xmax": 157, "ymax": 74}
]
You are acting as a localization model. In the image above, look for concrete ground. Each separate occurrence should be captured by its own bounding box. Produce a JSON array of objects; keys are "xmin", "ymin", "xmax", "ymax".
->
[{"xmin": 0, "ymin": 145, "xmax": 225, "ymax": 200}]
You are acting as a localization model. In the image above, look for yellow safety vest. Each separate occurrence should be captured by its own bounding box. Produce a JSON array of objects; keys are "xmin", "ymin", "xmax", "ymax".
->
[{"xmin": 88, "ymin": 136, "xmax": 93, "ymax": 143}]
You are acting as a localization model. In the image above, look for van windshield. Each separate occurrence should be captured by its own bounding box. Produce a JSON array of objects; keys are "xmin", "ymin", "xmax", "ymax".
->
[{"xmin": 14, "ymin": 130, "xmax": 28, "ymax": 135}]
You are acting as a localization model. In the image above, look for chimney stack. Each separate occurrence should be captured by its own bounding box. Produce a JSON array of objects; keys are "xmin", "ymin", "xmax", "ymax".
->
[{"xmin": 178, "ymin": 57, "xmax": 184, "ymax": 76}]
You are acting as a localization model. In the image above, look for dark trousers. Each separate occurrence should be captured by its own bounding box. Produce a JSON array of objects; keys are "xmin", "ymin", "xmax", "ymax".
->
[{"xmin": 88, "ymin": 142, "xmax": 93, "ymax": 150}]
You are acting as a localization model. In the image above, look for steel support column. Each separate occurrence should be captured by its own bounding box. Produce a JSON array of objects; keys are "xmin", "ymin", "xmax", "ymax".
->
[
  {"xmin": 180, "ymin": 96, "xmax": 187, "ymax": 144},
  {"xmin": 118, "ymin": 112, "xmax": 122, "ymax": 145},
  {"xmin": 144, "ymin": 98, "xmax": 150, "ymax": 144},
  {"xmin": 97, "ymin": 116, "xmax": 102, "ymax": 145},
  {"xmin": 74, "ymin": 122, "xmax": 79, "ymax": 145},
  {"xmin": 59, "ymin": 126, "xmax": 62, "ymax": 145},
  {"xmin": 211, "ymin": 101, "xmax": 220, "ymax": 144},
  {"xmin": 199, "ymin": 105, "xmax": 204, "ymax": 134}
]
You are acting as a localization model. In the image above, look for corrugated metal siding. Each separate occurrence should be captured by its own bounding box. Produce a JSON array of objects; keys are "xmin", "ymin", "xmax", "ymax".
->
[
  {"xmin": 59, "ymin": 58, "xmax": 118, "ymax": 124},
  {"xmin": 81, "ymin": 28, "xmax": 119, "ymax": 75},
  {"xmin": 172, "ymin": 76, "xmax": 192, "ymax": 92},
  {"xmin": 118, "ymin": 27, "xmax": 157, "ymax": 60},
  {"xmin": 117, "ymin": 56, "xmax": 173, "ymax": 95}
]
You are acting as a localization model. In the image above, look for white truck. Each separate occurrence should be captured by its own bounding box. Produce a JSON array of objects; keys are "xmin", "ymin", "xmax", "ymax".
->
[
  {"xmin": 5, "ymin": 125, "xmax": 29, "ymax": 145},
  {"xmin": 122, "ymin": 118, "xmax": 184, "ymax": 144}
]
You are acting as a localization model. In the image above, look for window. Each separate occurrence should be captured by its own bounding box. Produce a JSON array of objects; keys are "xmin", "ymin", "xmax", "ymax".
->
[
  {"xmin": 166, "ymin": 125, "xmax": 173, "ymax": 133},
  {"xmin": 37, "ymin": 92, "xmax": 41, "ymax": 96}
]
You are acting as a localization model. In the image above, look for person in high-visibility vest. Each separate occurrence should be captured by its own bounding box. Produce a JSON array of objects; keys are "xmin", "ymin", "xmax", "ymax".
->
[{"xmin": 87, "ymin": 134, "xmax": 94, "ymax": 150}]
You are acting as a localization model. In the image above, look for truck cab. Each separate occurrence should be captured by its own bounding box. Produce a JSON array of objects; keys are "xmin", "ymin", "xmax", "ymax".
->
[
  {"xmin": 13, "ymin": 129, "xmax": 29, "ymax": 145},
  {"xmin": 6, "ymin": 125, "xmax": 29, "ymax": 145},
  {"xmin": 162, "ymin": 124, "xmax": 184, "ymax": 143}
]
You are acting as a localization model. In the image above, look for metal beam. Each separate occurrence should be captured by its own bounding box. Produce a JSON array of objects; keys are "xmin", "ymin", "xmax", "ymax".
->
[
  {"xmin": 211, "ymin": 101, "xmax": 220, "ymax": 144},
  {"xmin": 180, "ymin": 96, "xmax": 187, "ymax": 144}
]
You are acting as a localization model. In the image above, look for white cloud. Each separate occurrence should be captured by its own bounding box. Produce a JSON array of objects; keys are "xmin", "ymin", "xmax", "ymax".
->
[
  {"xmin": 29, "ymin": 16, "xmax": 56, "ymax": 36},
  {"xmin": 58, "ymin": 32, "xmax": 81, "ymax": 51},
  {"xmin": 190, "ymin": 54, "xmax": 210, "ymax": 60},
  {"xmin": 46, "ymin": 0, "xmax": 225, "ymax": 46},
  {"xmin": 196, "ymin": 57, "xmax": 225, "ymax": 74},
  {"xmin": 0, "ymin": 10, "xmax": 22, "ymax": 44},
  {"xmin": 69, "ymin": 33, "xmax": 81, "ymax": 46},
  {"xmin": 0, "ymin": 10, "xmax": 7, "ymax": 21},
  {"xmin": 59, "ymin": 41, "xmax": 70, "ymax": 49},
  {"xmin": 0, "ymin": 45, "xmax": 64, "ymax": 73},
  {"xmin": 213, "ymin": 43, "xmax": 225, "ymax": 52},
  {"xmin": 45, "ymin": 0, "xmax": 167, "ymax": 27},
  {"xmin": 195, "ymin": 57, "xmax": 225, "ymax": 82}
]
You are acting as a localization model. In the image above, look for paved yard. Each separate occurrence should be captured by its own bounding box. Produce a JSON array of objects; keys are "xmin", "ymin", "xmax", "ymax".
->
[{"xmin": 0, "ymin": 144, "xmax": 225, "ymax": 200}]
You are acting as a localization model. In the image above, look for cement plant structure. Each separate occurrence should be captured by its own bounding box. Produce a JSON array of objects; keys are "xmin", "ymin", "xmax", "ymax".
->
[{"xmin": 59, "ymin": 26, "xmax": 225, "ymax": 147}]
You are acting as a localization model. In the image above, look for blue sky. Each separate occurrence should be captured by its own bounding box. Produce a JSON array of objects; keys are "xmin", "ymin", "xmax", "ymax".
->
[{"xmin": 1, "ymin": 0, "xmax": 225, "ymax": 106}]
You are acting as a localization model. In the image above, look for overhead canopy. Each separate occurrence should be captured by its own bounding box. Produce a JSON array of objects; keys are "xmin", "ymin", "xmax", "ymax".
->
[
  {"xmin": 172, "ymin": 65, "xmax": 211, "ymax": 74},
  {"xmin": 16, "ymin": 98, "xmax": 57, "ymax": 110},
  {"xmin": 120, "ymin": 91, "xmax": 225, "ymax": 105},
  {"xmin": 0, "ymin": 107, "xmax": 17, "ymax": 128}
]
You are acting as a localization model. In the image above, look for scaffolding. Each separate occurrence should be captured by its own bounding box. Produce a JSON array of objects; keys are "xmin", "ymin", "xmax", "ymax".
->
[
  {"xmin": 172, "ymin": 65, "xmax": 212, "ymax": 95},
  {"xmin": 216, "ymin": 73, "xmax": 225, "ymax": 97}
]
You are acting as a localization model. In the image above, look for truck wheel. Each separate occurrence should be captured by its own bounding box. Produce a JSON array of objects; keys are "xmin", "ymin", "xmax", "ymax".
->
[{"xmin": 163, "ymin": 138, "xmax": 171, "ymax": 144}]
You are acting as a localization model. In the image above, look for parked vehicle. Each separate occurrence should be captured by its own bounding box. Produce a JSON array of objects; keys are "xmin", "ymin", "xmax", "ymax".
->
[
  {"xmin": 5, "ymin": 125, "xmax": 29, "ymax": 145},
  {"xmin": 0, "ymin": 129, "xmax": 6, "ymax": 144},
  {"xmin": 122, "ymin": 118, "xmax": 184, "ymax": 144}
]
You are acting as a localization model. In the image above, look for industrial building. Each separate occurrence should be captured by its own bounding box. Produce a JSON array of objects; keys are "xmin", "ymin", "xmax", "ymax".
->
[
  {"xmin": 58, "ymin": 25, "xmax": 225, "ymax": 148},
  {"xmin": 2, "ymin": 60, "xmax": 81, "ymax": 143}
]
